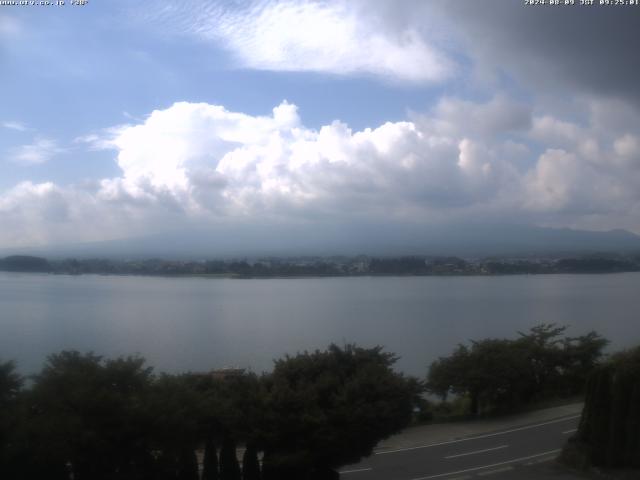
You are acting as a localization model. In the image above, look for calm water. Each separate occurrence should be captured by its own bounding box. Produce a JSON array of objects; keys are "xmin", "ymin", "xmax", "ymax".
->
[{"xmin": 1, "ymin": 272, "xmax": 639, "ymax": 376}]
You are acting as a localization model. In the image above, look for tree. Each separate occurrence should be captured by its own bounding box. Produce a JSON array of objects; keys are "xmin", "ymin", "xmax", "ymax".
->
[
  {"xmin": 426, "ymin": 345, "xmax": 470, "ymax": 402},
  {"xmin": 260, "ymin": 344, "xmax": 420, "ymax": 479},
  {"xmin": 0, "ymin": 360, "xmax": 22, "ymax": 405},
  {"xmin": 0, "ymin": 361, "xmax": 23, "ymax": 480},
  {"xmin": 570, "ymin": 346, "xmax": 640, "ymax": 468},
  {"xmin": 242, "ymin": 443, "xmax": 261, "ymax": 480},
  {"xmin": 468, "ymin": 339, "xmax": 531, "ymax": 414},
  {"xmin": 427, "ymin": 325, "xmax": 608, "ymax": 416},
  {"xmin": 25, "ymin": 351, "xmax": 155, "ymax": 480},
  {"xmin": 188, "ymin": 370, "xmax": 264, "ymax": 480},
  {"xmin": 220, "ymin": 435, "xmax": 242, "ymax": 480},
  {"xmin": 188, "ymin": 370, "xmax": 265, "ymax": 480},
  {"xmin": 202, "ymin": 437, "xmax": 219, "ymax": 480},
  {"xmin": 516, "ymin": 323, "xmax": 570, "ymax": 399},
  {"xmin": 177, "ymin": 447, "xmax": 199, "ymax": 480},
  {"xmin": 427, "ymin": 340, "xmax": 529, "ymax": 415},
  {"xmin": 561, "ymin": 331, "xmax": 609, "ymax": 395},
  {"xmin": 146, "ymin": 373, "xmax": 204, "ymax": 479}
]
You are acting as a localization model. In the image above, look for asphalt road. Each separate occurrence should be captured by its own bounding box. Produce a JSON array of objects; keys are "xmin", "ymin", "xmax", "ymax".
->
[{"xmin": 339, "ymin": 414, "xmax": 582, "ymax": 480}]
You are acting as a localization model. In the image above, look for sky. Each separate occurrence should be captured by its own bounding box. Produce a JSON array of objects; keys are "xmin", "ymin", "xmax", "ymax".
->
[{"xmin": 1, "ymin": 0, "xmax": 639, "ymax": 253}]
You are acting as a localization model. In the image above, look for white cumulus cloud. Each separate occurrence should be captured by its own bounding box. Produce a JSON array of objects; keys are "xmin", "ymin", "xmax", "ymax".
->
[
  {"xmin": 92, "ymin": 99, "xmax": 521, "ymax": 221},
  {"xmin": 2, "ymin": 97, "xmax": 640, "ymax": 248}
]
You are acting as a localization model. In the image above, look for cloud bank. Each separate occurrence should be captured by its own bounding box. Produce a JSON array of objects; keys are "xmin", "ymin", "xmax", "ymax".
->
[
  {"xmin": 3, "ymin": 1, "xmax": 640, "ymax": 251},
  {"xmin": 2, "ymin": 97, "xmax": 640, "ymax": 249}
]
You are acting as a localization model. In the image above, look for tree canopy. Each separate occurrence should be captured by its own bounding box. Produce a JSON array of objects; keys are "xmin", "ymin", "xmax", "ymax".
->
[
  {"xmin": 260, "ymin": 344, "xmax": 421, "ymax": 478},
  {"xmin": 1, "ymin": 329, "xmax": 609, "ymax": 480},
  {"xmin": 427, "ymin": 324, "xmax": 608, "ymax": 415},
  {"xmin": 568, "ymin": 345, "xmax": 640, "ymax": 469},
  {"xmin": 0, "ymin": 344, "xmax": 419, "ymax": 480}
]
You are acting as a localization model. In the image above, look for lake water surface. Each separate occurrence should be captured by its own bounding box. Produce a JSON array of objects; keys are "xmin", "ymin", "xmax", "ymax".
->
[{"xmin": 1, "ymin": 272, "xmax": 639, "ymax": 376}]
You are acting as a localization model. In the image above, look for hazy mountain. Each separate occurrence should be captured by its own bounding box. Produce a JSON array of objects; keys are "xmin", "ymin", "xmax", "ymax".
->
[{"xmin": 2, "ymin": 223, "xmax": 639, "ymax": 260}]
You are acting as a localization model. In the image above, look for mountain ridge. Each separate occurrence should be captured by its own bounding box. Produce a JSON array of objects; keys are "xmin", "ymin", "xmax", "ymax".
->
[{"xmin": 1, "ymin": 224, "xmax": 639, "ymax": 260}]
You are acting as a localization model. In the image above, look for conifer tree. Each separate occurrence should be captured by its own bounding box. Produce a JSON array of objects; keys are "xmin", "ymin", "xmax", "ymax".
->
[
  {"xmin": 242, "ymin": 443, "xmax": 261, "ymax": 480},
  {"xmin": 220, "ymin": 435, "xmax": 241, "ymax": 480},
  {"xmin": 177, "ymin": 447, "xmax": 199, "ymax": 480},
  {"xmin": 575, "ymin": 346, "xmax": 640, "ymax": 468},
  {"xmin": 202, "ymin": 438, "xmax": 219, "ymax": 480}
]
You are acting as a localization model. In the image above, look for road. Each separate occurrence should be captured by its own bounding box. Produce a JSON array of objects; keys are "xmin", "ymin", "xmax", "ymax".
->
[{"xmin": 339, "ymin": 413, "xmax": 583, "ymax": 480}]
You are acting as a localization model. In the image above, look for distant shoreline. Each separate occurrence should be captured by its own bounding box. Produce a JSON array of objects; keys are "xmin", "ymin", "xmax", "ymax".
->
[
  {"xmin": 2, "ymin": 253, "xmax": 639, "ymax": 278},
  {"xmin": 3, "ymin": 270, "xmax": 640, "ymax": 281}
]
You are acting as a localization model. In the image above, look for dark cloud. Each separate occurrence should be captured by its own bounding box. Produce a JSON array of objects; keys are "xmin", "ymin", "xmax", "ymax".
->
[{"xmin": 435, "ymin": 0, "xmax": 640, "ymax": 107}]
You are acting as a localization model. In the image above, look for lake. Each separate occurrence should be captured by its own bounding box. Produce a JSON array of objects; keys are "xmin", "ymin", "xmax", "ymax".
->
[{"xmin": 1, "ymin": 272, "xmax": 639, "ymax": 377}]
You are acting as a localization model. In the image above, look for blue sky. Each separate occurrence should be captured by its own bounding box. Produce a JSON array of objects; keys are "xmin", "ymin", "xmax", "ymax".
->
[
  {"xmin": 1, "ymin": 1, "xmax": 639, "ymax": 251},
  {"xmin": 2, "ymin": 1, "xmax": 462, "ymax": 186}
]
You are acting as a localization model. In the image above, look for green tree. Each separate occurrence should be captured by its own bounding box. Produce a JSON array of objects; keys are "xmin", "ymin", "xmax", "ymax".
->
[
  {"xmin": 426, "ymin": 345, "xmax": 471, "ymax": 402},
  {"xmin": 427, "ymin": 340, "xmax": 529, "ymax": 415},
  {"xmin": 260, "ymin": 344, "xmax": 420, "ymax": 479},
  {"xmin": 516, "ymin": 323, "xmax": 570, "ymax": 399},
  {"xmin": 202, "ymin": 437, "xmax": 219, "ymax": 480},
  {"xmin": 561, "ymin": 331, "xmax": 609, "ymax": 395},
  {"xmin": 242, "ymin": 443, "xmax": 261, "ymax": 480},
  {"xmin": 177, "ymin": 447, "xmax": 199, "ymax": 480},
  {"xmin": 427, "ymin": 325, "xmax": 608, "ymax": 416},
  {"xmin": 220, "ymin": 435, "xmax": 242, "ymax": 480},
  {"xmin": 146, "ymin": 373, "xmax": 204, "ymax": 479},
  {"xmin": 467, "ymin": 339, "xmax": 530, "ymax": 414},
  {"xmin": 572, "ymin": 346, "xmax": 640, "ymax": 468},
  {"xmin": 0, "ymin": 361, "xmax": 23, "ymax": 479},
  {"xmin": 188, "ymin": 371, "xmax": 264, "ymax": 480},
  {"xmin": 0, "ymin": 360, "xmax": 22, "ymax": 404},
  {"xmin": 25, "ymin": 351, "xmax": 154, "ymax": 480}
]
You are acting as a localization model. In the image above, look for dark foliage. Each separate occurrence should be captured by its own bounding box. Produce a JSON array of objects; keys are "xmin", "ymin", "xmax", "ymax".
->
[
  {"xmin": 369, "ymin": 257, "xmax": 429, "ymax": 274},
  {"xmin": 573, "ymin": 346, "xmax": 640, "ymax": 468},
  {"xmin": 24, "ymin": 351, "xmax": 155, "ymax": 479},
  {"xmin": 5, "ymin": 253, "xmax": 639, "ymax": 277},
  {"xmin": 177, "ymin": 448, "xmax": 199, "ymax": 480},
  {"xmin": 555, "ymin": 257, "xmax": 637, "ymax": 273},
  {"xmin": 0, "ymin": 361, "xmax": 23, "ymax": 479},
  {"xmin": 0, "ymin": 360, "xmax": 22, "ymax": 405},
  {"xmin": 242, "ymin": 444, "xmax": 261, "ymax": 480},
  {"xmin": 0, "ymin": 255, "xmax": 51, "ymax": 272},
  {"xmin": 260, "ymin": 344, "xmax": 421, "ymax": 476},
  {"xmin": 0, "ymin": 344, "xmax": 417, "ymax": 479},
  {"xmin": 202, "ymin": 438, "xmax": 219, "ymax": 480},
  {"xmin": 219, "ymin": 436, "xmax": 242, "ymax": 480},
  {"xmin": 427, "ymin": 324, "xmax": 608, "ymax": 415}
]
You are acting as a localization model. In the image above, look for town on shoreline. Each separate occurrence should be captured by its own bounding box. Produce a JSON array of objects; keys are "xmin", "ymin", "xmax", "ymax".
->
[{"xmin": 1, "ymin": 253, "xmax": 639, "ymax": 277}]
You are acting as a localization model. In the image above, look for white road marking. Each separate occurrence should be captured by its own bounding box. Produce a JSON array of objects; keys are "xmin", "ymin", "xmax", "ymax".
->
[
  {"xmin": 444, "ymin": 445, "xmax": 508, "ymax": 459},
  {"xmin": 410, "ymin": 449, "xmax": 562, "ymax": 480},
  {"xmin": 524, "ymin": 456, "xmax": 556, "ymax": 466},
  {"xmin": 376, "ymin": 415, "xmax": 580, "ymax": 455},
  {"xmin": 340, "ymin": 467, "xmax": 373, "ymax": 474},
  {"xmin": 477, "ymin": 466, "xmax": 514, "ymax": 476},
  {"xmin": 562, "ymin": 428, "xmax": 578, "ymax": 434}
]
